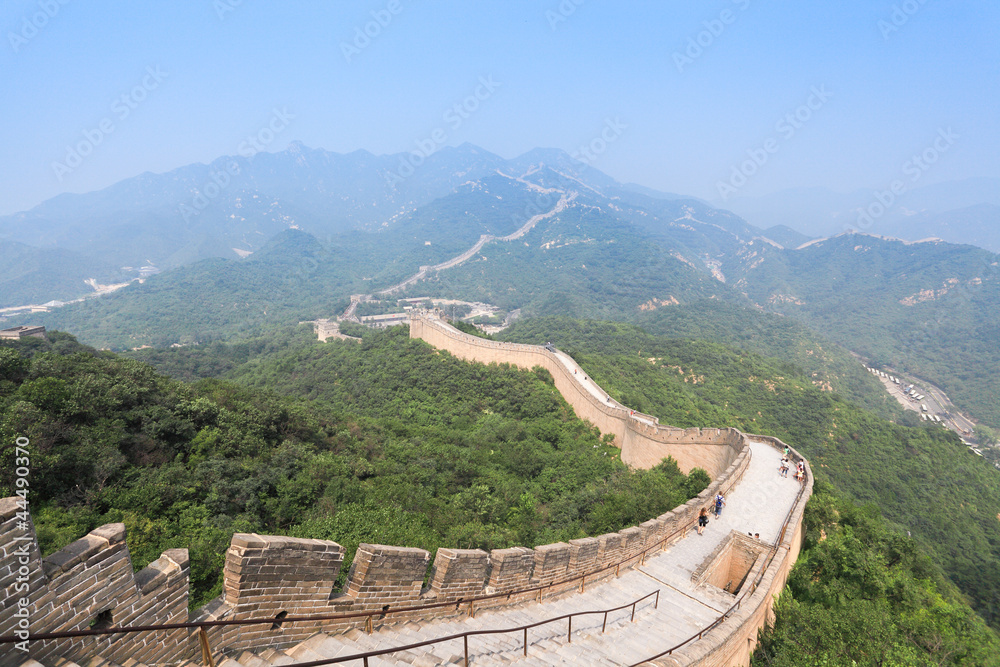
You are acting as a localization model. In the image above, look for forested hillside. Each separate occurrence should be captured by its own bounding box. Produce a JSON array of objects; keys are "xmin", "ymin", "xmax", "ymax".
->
[
  {"xmin": 754, "ymin": 482, "xmax": 1000, "ymax": 666},
  {"xmin": 0, "ymin": 330, "xmax": 707, "ymax": 608},
  {"xmin": 635, "ymin": 300, "xmax": 901, "ymax": 420},
  {"xmin": 497, "ymin": 317, "xmax": 1000, "ymax": 630},
  {"xmin": 727, "ymin": 234, "xmax": 1000, "ymax": 428},
  {"xmin": 399, "ymin": 197, "xmax": 729, "ymax": 319}
]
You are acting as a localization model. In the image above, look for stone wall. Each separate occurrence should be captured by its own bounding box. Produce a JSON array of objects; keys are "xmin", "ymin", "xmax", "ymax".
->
[
  {"xmin": 651, "ymin": 444, "xmax": 813, "ymax": 667},
  {"xmin": 692, "ymin": 532, "xmax": 765, "ymax": 595},
  {"xmin": 408, "ymin": 312, "xmax": 743, "ymax": 476},
  {"xmin": 0, "ymin": 441, "xmax": 755, "ymax": 663},
  {"xmin": 0, "ymin": 314, "xmax": 808, "ymax": 667},
  {"xmin": 0, "ymin": 499, "xmax": 191, "ymax": 667}
]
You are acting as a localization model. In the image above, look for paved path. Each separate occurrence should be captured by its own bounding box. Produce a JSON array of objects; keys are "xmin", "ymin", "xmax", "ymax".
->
[
  {"xmin": 552, "ymin": 349, "xmax": 656, "ymax": 426},
  {"xmin": 211, "ymin": 441, "xmax": 800, "ymax": 666}
]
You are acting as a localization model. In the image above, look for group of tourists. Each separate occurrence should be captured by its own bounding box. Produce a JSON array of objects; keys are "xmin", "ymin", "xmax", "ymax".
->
[{"xmin": 778, "ymin": 447, "xmax": 806, "ymax": 483}]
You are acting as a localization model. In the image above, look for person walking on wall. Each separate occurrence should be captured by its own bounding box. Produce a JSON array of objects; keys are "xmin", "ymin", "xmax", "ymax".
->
[
  {"xmin": 697, "ymin": 507, "xmax": 709, "ymax": 535},
  {"xmin": 714, "ymin": 493, "xmax": 726, "ymax": 518}
]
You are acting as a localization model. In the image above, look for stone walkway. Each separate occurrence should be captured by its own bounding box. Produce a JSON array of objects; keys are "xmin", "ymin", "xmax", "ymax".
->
[{"xmin": 202, "ymin": 440, "xmax": 801, "ymax": 666}]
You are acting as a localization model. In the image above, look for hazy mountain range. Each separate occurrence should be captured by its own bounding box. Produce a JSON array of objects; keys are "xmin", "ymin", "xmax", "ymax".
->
[
  {"xmin": 721, "ymin": 177, "xmax": 1000, "ymax": 252},
  {"xmin": 4, "ymin": 142, "xmax": 997, "ymax": 311},
  {"xmin": 2, "ymin": 142, "xmax": 998, "ymax": 429}
]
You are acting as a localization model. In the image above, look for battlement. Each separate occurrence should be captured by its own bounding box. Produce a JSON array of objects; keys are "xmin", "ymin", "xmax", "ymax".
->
[
  {"xmin": 0, "ymin": 441, "xmax": 758, "ymax": 664},
  {"xmin": 0, "ymin": 499, "xmax": 190, "ymax": 667}
]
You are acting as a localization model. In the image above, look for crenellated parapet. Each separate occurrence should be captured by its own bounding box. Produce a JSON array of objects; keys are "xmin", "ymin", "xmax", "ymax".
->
[
  {"xmin": 0, "ymin": 436, "xmax": 755, "ymax": 664},
  {"xmin": 0, "ymin": 498, "xmax": 190, "ymax": 667}
]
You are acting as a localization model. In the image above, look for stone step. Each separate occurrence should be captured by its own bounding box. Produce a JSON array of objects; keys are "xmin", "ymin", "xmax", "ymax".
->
[
  {"xmin": 256, "ymin": 648, "xmax": 296, "ymax": 665},
  {"xmin": 51, "ymin": 658, "xmax": 83, "ymax": 667},
  {"xmin": 234, "ymin": 650, "xmax": 272, "ymax": 667}
]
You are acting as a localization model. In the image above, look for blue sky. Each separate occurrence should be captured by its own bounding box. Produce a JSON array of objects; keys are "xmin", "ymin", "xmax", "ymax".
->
[{"xmin": 1, "ymin": 0, "xmax": 997, "ymax": 215}]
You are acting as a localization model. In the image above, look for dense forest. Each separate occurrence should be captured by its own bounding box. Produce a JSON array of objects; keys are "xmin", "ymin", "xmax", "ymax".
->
[
  {"xmin": 0, "ymin": 330, "xmax": 707, "ymax": 608},
  {"xmin": 753, "ymin": 482, "xmax": 1000, "ymax": 666}
]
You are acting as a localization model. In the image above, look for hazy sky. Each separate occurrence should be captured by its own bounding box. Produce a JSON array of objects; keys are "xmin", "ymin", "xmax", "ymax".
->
[{"xmin": 2, "ymin": 0, "xmax": 997, "ymax": 215}]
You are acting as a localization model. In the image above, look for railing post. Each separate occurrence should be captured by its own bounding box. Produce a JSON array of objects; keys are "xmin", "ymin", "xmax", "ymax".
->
[
  {"xmin": 524, "ymin": 627, "xmax": 528, "ymax": 656},
  {"xmin": 655, "ymin": 590, "xmax": 660, "ymax": 609},
  {"xmin": 198, "ymin": 628, "xmax": 216, "ymax": 667},
  {"xmin": 464, "ymin": 635, "xmax": 469, "ymax": 667},
  {"xmin": 364, "ymin": 657, "xmax": 369, "ymax": 667},
  {"xmin": 568, "ymin": 615, "xmax": 572, "ymax": 643},
  {"xmin": 602, "ymin": 611, "xmax": 608, "ymax": 633},
  {"xmin": 365, "ymin": 615, "xmax": 373, "ymax": 634},
  {"xmin": 631, "ymin": 601, "xmax": 636, "ymax": 622}
]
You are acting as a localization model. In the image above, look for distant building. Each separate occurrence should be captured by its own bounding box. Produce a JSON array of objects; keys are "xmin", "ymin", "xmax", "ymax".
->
[
  {"xmin": 0, "ymin": 325, "xmax": 46, "ymax": 339},
  {"xmin": 359, "ymin": 312, "xmax": 410, "ymax": 328}
]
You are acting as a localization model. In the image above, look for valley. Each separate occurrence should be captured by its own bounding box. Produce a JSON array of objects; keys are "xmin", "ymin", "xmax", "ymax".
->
[{"xmin": 863, "ymin": 358, "xmax": 981, "ymax": 442}]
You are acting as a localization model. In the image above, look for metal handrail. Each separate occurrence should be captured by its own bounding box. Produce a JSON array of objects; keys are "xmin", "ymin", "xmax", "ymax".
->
[
  {"xmin": 287, "ymin": 589, "xmax": 660, "ymax": 667},
  {"xmin": 0, "ymin": 528, "xmax": 678, "ymax": 645}
]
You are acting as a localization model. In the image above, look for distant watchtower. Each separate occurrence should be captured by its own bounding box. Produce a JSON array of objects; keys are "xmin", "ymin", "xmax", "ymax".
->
[{"xmin": 0, "ymin": 325, "xmax": 45, "ymax": 339}]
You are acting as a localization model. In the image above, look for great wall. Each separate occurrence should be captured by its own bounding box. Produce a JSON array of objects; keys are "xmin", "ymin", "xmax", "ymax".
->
[{"xmin": 1, "ymin": 312, "xmax": 812, "ymax": 666}]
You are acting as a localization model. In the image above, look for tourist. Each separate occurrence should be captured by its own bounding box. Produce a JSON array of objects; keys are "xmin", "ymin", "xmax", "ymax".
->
[
  {"xmin": 698, "ymin": 508, "xmax": 709, "ymax": 534},
  {"xmin": 714, "ymin": 493, "xmax": 726, "ymax": 518}
]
